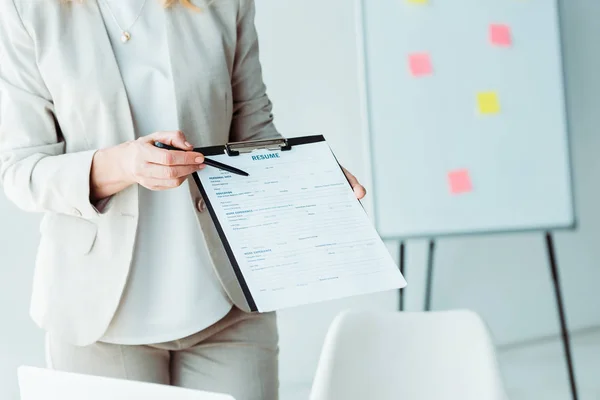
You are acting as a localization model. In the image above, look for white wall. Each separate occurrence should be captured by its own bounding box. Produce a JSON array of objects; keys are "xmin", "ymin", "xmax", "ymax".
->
[
  {"xmin": 0, "ymin": 201, "xmax": 45, "ymax": 399},
  {"xmin": 1, "ymin": 0, "xmax": 599, "ymax": 398}
]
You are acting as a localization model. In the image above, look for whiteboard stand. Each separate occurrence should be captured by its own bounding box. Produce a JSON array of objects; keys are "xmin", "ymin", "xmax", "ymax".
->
[
  {"xmin": 398, "ymin": 241, "xmax": 406, "ymax": 310},
  {"xmin": 545, "ymin": 232, "xmax": 579, "ymax": 400},
  {"xmin": 424, "ymin": 240, "xmax": 436, "ymax": 312},
  {"xmin": 397, "ymin": 232, "xmax": 579, "ymax": 400}
]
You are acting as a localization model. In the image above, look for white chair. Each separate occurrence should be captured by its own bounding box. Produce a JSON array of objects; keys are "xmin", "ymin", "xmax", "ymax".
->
[{"xmin": 309, "ymin": 309, "xmax": 509, "ymax": 400}]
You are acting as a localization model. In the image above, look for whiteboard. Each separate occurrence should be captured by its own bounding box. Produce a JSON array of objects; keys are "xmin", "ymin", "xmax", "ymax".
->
[{"xmin": 359, "ymin": 0, "xmax": 575, "ymax": 239}]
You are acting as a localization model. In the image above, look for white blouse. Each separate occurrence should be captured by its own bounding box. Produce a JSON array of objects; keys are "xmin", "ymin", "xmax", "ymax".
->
[{"xmin": 98, "ymin": 0, "xmax": 232, "ymax": 345}]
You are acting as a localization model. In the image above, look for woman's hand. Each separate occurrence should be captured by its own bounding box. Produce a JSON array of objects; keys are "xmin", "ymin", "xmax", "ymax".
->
[
  {"xmin": 124, "ymin": 131, "xmax": 205, "ymax": 190},
  {"xmin": 90, "ymin": 131, "xmax": 204, "ymax": 201},
  {"xmin": 342, "ymin": 167, "xmax": 367, "ymax": 200}
]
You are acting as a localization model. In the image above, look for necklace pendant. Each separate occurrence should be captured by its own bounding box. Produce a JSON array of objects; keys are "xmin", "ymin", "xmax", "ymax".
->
[{"xmin": 120, "ymin": 31, "xmax": 131, "ymax": 43}]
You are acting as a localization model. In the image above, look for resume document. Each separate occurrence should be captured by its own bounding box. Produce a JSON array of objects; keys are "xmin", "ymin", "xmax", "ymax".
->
[{"xmin": 197, "ymin": 140, "xmax": 407, "ymax": 312}]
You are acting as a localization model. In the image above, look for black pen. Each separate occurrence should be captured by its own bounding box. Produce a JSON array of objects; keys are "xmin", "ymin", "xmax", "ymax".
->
[{"xmin": 154, "ymin": 142, "xmax": 249, "ymax": 177}]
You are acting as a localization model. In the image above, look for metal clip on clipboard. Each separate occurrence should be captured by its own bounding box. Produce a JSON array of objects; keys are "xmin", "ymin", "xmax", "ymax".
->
[{"xmin": 225, "ymin": 138, "xmax": 292, "ymax": 156}]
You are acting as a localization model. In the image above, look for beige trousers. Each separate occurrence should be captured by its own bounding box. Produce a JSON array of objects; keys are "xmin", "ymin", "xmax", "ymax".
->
[{"xmin": 46, "ymin": 307, "xmax": 279, "ymax": 400}]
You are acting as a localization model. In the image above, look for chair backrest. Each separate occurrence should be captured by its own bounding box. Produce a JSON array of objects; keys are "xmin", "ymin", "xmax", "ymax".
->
[{"xmin": 309, "ymin": 310, "xmax": 509, "ymax": 400}]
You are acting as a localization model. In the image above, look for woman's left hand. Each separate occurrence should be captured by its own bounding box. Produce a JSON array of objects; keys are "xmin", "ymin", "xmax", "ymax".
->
[{"xmin": 342, "ymin": 167, "xmax": 367, "ymax": 200}]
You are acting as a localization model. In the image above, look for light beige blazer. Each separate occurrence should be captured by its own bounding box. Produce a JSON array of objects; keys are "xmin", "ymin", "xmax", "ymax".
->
[{"xmin": 0, "ymin": 0, "xmax": 279, "ymax": 346}]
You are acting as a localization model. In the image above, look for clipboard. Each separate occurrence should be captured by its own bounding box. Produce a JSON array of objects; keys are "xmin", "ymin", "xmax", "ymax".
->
[{"xmin": 192, "ymin": 135, "xmax": 405, "ymax": 313}]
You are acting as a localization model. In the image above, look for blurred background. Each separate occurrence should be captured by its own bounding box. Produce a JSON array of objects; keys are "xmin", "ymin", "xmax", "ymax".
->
[{"xmin": 1, "ymin": 0, "xmax": 600, "ymax": 399}]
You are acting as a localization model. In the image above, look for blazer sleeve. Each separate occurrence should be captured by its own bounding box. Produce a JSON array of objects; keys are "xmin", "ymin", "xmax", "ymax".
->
[
  {"xmin": 229, "ymin": 0, "xmax": 281, "ymax": 142},
  {"xmin": 0, "ymin": 0, "xmax": 101, "ymax": 219}
]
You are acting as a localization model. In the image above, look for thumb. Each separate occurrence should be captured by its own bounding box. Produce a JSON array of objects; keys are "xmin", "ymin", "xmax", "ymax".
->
[{"xmin": 342, "ymin": 167, "xmax": 367, "ymax": 199}]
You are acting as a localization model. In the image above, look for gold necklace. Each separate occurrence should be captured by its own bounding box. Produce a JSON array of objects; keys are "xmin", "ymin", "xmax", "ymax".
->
[{"xmin": 100, "ymin": 0, "xmax": 149, "ymax": 43}]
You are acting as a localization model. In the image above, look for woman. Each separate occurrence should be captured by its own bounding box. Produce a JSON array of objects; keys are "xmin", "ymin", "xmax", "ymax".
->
[{"xmin": 0, "ymin": 0, "xmax": 366, "ymax": 399}]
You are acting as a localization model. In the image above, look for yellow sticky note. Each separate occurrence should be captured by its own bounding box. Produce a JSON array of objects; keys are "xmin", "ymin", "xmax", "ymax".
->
[
  {"xmin": 407, "ymin": 0, "xmax": 428, "ymax": 4},
  {"xmin": 477, "ymin": 92, "xmax": 500, "ymax": 114}
]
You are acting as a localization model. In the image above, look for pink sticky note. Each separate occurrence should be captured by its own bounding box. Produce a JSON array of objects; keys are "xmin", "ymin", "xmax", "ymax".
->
[
  {"xmin": 448, "ymin": 169, "xmax": 473, "ymax": 195},
  {"xmin": 490, "ymin": 24, "xmax": 512, "ymax": 46},
  {"xmin": 408, "ymin": 53, "xmax": 433, "ymax": 77}
]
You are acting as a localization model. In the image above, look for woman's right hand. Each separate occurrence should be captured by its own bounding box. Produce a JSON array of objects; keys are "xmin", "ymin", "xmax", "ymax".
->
[
  {"xmin": 90, "ymin": 130, "xmax": 204, "ymax": 202},
  {"xmin": 124, "ymin": 131, "xmax": 205, "ymax": 191}
]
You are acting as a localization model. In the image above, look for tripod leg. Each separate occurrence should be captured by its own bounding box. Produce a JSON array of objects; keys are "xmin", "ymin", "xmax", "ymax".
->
[
  {"xmin": 424, "ymin": 239, "xmax": 435, "ymax": 311},
  {"xmin": 545, "ymin": 232, "xmax": 579, "ymax": 400},
  {"xmin": 399, "ymin": 241, "xmax": 405, "ymax": 311}
]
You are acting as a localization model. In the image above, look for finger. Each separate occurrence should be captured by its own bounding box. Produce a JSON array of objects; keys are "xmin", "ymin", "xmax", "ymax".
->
[
  {"xmin": 342, "ymin": 167, "xmax": 367, "ymax": 199},
  {"xmin": 146, "ymin": 130, "xmax": 193, "ymax": 150},
  {"xmin": 354, "ymin": 184, "xmax": 367, "ymax": 200},
  {"xmin": 141, "ymin": 163, "xmax": 205, "ymax": 180},
  {"xmin": 144, "ymin": 144, "xmax": 205, "ymax": 166},
  {"xmin": 342, "ymin": 167, "xmax": 359, "ymax": 186}
]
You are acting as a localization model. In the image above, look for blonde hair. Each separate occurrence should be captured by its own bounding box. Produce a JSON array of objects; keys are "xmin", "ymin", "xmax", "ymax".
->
[{"xmin": 162, "ymin": 0, "xmax": 202, "ymax": 10}]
